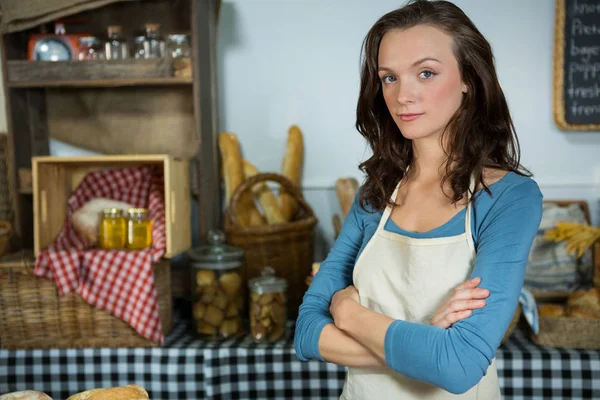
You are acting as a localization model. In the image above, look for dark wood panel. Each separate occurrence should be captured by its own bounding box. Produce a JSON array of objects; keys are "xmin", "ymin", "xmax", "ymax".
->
[
  {"xmin": 70, "ymin": 0, "xmax": 192, "ymax": 37},
  {"xmin": 193, "ymin": 0, "xmax": 221, "ymax": 244},
  {"xmin": 7, "ymin": 59, "xmax": 192, "ymax": 87}
]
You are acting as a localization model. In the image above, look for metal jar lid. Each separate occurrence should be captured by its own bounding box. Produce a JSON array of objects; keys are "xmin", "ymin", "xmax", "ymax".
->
[
  {"xmin": 248, "ymin": 267, "xmax": 288, "ymax": 294},
  {"xmin": 188, "ymin": 230, "xmax": 244, "ymax": 270}
]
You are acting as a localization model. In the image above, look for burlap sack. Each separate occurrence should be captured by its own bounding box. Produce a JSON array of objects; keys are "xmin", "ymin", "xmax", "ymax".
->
[{"xmin": 46, "ymin": 87, "xmax": 199, "ymax": 159}]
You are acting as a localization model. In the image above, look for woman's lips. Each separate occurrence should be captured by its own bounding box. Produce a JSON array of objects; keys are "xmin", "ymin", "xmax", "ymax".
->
[{"xmin": 399, "ymin": 113, "xmax": 423, "ymax": 122}]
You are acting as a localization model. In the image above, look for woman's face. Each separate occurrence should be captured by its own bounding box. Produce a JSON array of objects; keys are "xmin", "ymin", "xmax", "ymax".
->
[{"xmin": 377, "ymin": 24, "xmax": 467, "ymax": 141}]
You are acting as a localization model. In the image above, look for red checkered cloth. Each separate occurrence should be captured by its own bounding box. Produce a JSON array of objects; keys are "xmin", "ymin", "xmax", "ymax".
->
[{"xmin": 34, "ymin": 167, "xmax": 167, "ymax": 344}]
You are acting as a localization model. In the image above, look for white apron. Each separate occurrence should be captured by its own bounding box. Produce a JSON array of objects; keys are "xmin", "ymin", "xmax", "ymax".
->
[{"xmin": 341, "ymin": 179, "xmax": 501, "ymax": 400}]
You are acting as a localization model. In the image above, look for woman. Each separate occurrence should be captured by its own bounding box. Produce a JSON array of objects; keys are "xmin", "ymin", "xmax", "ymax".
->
[{"xmin": 294, "ymin": 1, "xmax": 543, "ymax": 399}]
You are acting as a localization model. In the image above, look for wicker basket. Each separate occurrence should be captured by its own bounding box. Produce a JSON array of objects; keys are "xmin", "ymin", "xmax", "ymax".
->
[
  {"xmin": 532, "ymin": 316, "xmax": 600, "ymax": 350},
  {"xmin": 0, "ymin": 251, "xmax": 173, "ymax": 349},
  {"xmin": 224, "ymin": 173, "xmax": 318, "ymax": 320}
]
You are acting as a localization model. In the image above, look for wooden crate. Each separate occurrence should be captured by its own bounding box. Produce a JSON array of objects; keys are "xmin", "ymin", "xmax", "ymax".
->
[{"xmin": 32, "ymin": 155, "xmax": 190, "ymax": 258}]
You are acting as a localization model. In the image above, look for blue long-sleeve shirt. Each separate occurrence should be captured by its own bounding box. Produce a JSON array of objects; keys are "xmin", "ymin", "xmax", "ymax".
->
[{"xmin": 294, "ymin": 171, "xmax": 543, "ymax": 394}]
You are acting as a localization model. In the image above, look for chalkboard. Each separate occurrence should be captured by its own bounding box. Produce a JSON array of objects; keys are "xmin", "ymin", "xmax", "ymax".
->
[{"xmin": 553, "ymin": 0, "xmax": 600, "ymax": 131}]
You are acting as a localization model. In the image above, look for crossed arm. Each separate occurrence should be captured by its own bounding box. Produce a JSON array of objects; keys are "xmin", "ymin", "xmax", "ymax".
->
[{"xmin": 294, "ymin": 182, "xmax": 543, "ymax": 394}]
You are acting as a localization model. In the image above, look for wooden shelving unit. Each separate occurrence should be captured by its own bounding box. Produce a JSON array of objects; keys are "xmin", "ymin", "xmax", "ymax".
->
[
  {"xmin": 1, "ymin": 0, "xmax": 222, "ymax": 252},
  {"xmin": 6, "ymin": 59, "xmax": 193, "ymax": 88}
]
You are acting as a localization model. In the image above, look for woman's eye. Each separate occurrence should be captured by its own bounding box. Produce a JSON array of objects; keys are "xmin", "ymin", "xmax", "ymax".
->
[
  {"xmin": 381, "ymin": 75, "xmax": 396, "ymax": 84},
  {"xmin": 419, "ymin": 70, "xmax": 436, "ymax": 79}
]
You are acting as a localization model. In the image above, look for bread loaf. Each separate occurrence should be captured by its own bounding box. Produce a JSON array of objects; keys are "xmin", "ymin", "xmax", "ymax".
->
[
  {"xmin": 66, "ymin": 384, "xmax": 148, "ymax": 400},
  {"xmin": 243, "ymin": 160, "xmax": 286, "ymax": 225},
  {"xmin": 538, "ymin": 304, "xmax": 566, "ymax": 318},
  {"xmin": 0, "ymin": 391, "xmax": 53, "ymax": 400},
  {"xmin": 278, "ymin": 125, "xmax": 304, "ymax": 221},
  {"xmin": 218, "ymin": 132, "xmax": 265, "ymax": 227},
  {"xmin": 569, "ymin": 305, "xmax": 599, "ymax": 319},
  {"xmin": 335, "ymin": 178, "xmax": 359, "ymax": 220},
  {"xmin": 567, "ymin": 288, "xmax": 600, "ymax": 314},
  {"xmin": 72, "ymin": 198, "xmax": 134, "ymax": 243}
]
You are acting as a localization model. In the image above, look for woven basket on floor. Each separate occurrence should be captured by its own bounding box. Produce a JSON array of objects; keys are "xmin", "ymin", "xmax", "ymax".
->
[
  {"xmin": 0, "ymin": 251, "xmax": 173, "ymax": 349},
  {"xmin": 224, "ymin": 173, "xmax": 318, "ymax": 320}
]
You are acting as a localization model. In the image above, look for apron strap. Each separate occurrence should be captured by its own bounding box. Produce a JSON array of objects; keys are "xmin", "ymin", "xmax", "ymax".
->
[
  {"xmin": 464, "ymin": 175, "xmax": 476, "ymax": 254},
  {"xmin": 376, "ymin": 183, "xmax": 400, "ymax": 232}
]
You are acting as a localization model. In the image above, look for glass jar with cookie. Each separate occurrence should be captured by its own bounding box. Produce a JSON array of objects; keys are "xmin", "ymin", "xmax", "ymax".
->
[
  {"xmin": 188, "ymin": 230, "xmax": 245, "ymax": 339},
  {"xmin": 248, "ymin": 267, "xmax": 288, "ymax": 342}
]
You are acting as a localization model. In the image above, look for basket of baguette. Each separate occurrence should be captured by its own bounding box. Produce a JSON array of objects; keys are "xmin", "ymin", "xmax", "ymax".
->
[
  {"xmin": 530, "ymin": 219, "xmax": 600, "ymax": 349},
  {"xmin": 220, "ymin": 127, "xmax": 317, "ymax": 319}
]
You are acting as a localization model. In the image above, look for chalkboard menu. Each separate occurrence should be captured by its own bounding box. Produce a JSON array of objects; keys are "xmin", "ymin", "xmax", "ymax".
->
[{"xmin": 553, "ymin": 0, "xmax": 600, "ymax": 131}]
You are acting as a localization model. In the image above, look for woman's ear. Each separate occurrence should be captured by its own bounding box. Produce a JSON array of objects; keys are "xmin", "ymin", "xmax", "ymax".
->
[{"xmin": 462, "ymin": 83, "xmax": 468, "ymax": 93}]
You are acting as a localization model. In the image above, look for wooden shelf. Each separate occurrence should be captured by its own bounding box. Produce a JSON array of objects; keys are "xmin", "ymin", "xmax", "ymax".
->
[{"xmin": 7, "ymin": 59, "xmax": 192, "ymax": 88}]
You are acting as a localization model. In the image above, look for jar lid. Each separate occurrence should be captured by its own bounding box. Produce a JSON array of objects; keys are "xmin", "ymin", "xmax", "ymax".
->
[
  {"xmin": 167, "ymin": 34, "xmax": 189, "ymax": 44},
  {"xmin": 79, "ymin": 36, "xmax": 101, "ymax": 45},
  {"xmin": 248, "ymin": 267, "xmax": 287, "ymax": 294},
  {"xmin": 187, "ymin": 230, "xmax": 244, "ymax": 270},
  {"xmin": 102, "ymin": 208, "xmax": 123, "ymax": 217},
  {"xmin": 127, "ymin": 208, "xmax": 149, "ymax": 216},
  {"xmin": 107, "ymin": 25, "xmax": 122, "ymax": 35}
]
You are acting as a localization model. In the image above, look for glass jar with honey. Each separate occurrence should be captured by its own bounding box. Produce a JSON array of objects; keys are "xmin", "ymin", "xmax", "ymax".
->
[
  {"xmin": 127, "ymin": 208, "xmax": 153, "ymax": 250},
  {"xmin": 99, "ymin": 208, "xmax": 127, "ymax": 249}
]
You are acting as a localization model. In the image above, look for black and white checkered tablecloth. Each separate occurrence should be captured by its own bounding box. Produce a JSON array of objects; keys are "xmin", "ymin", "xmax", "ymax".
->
[{"xmin": 1, "ymin": 320, "xmax": 599, "ymax": 400}]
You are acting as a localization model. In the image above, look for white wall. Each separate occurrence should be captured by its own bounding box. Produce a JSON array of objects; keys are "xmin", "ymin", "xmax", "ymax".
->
[
  {"xmin": 1, "ymin": 1, "xmax": 598, "ymax": 258},
  {"xmin": 216, "ymin": 0, "xmax": 600, "ymax": 255}
]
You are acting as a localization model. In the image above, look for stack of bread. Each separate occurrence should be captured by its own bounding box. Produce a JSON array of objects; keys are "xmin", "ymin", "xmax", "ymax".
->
[
  {"xmin": 0, "ymin": 385, "xmax": 148, "ymax": 400},
  {"xmin": 219, "ymin": 125, "xmax": 304, "ymax": 227},
  {"xmin": 538, "ymin": 287, "xmax": 600, "ymax": 319}
]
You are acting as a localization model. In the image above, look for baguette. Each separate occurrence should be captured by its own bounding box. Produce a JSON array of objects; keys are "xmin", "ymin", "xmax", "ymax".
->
[
  {"xmin": 278, "ymin": 125, "xmax": 304, "ymax": 221},
  {"xmin": 218, "ymin": 132, "xmax": 265, "ymax": 227},
  {"xmin": 66, "ymin": 385, "xmax": 148, "ymax": 400},
  {"xmin": 0, "ymin": 392, "xmax": 53, "ymax": 400},
  {"xmin": 243, "ymin": 160, "xmax": 286, "ymax": 225},
  {"xmin": 335, "ymin": 178, "xmax": 359, "ymax": 220},
  {"xmin": 219, "ymin": 132, "xmax": 244, "ymax": 206}
]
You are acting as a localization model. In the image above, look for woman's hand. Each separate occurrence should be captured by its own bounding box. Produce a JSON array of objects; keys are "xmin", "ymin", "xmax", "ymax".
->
[
  {"xmin": 330, "ymin": 285, "xmax": 360, "ymax": 328},
  {"xmin": 430, "ymin": 277, "xmax": 489, "ymax": 328}
]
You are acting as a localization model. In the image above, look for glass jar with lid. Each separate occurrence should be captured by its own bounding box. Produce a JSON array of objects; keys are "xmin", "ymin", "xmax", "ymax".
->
[
  {"xmin": 166, "ymin": 34, "xmax": 191, "ymax": 58},
  {"xmin": 126, "ymin": 208, "xmax": 153, "ymax": 250},
  {"xmin": 105, "ymin": 25, "xmax": 129, "ymax": 60},
  {"xmin": 99, "ymin": 208, "xmax": 127, "ymax": 249},
  {"xmin": 143, "ymin": 23, "xmax": 165, "ymax": 58},
  {"xmin": 188, "ymin": 230, "xmax": 245, "ymax": 339},
  {"xmin": 78, "ymin": 36, "xmax": 105, "ymax": 60},
  {"xmin": 132, "ymin": 36, "xmax": 146, "ymax": 59},
  {"xmin": 248, "ymin": 267, "xmax": 288, "ymax": 342}
]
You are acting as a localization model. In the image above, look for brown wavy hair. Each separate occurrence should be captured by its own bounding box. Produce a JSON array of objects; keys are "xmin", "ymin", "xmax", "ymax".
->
[{"xmin": 356, "ymin": 0, "xmax": 531, "ymax": 211}]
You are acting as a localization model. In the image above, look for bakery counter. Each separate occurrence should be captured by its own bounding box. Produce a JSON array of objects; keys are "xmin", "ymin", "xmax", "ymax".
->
[{"xmin": 1, "ymin": 319, "xmax": 599, "ymax": 399}]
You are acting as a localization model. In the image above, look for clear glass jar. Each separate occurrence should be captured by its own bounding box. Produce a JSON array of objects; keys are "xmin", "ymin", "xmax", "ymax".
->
[
  {"xmin": 188, "ymin": 230, "xmax": 245, "ymax": 339},
  {"xmin": 166, "ymin": 34, "xmax": 191, "ymax": 58},
  {"xmin": 105, "ymin": 25, "xmax": 129, "ymax": 60},
  {"xmin": 248, "ymin": 267, "xmax": 288, "ymax": 342},
  {"xmin": 99, "ymin": 208, "xmax": 127, "ymax": 249},
  {"xmin": 132, "ymin": 36, "xmax": 146, "ymax": 59},
  {"xmin": 127, "ymin": 208, "xmax": 153, "ymax": 250},
  {"xmin": 78, "ymin": 36, "xmax": 105, "ymax": 60},
  {"xmin": 143, "ymin": 23, "xmax": 166, "ymax": 58}
]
